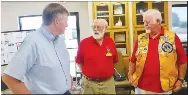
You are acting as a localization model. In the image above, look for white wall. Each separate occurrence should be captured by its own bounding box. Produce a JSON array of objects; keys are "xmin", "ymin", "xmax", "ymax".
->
[
  {"xmin": 1, "ymin": 1, "xmax": 91, "ymax": 40},
  {"xmin": 1, "ymin": 1, "xmax": 92, "ymax": 74}
]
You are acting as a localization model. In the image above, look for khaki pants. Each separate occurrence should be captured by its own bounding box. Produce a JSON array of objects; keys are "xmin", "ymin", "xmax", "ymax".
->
[{"xmin": 81, "ymin": 76, "xmax": 116, "ymax": 94}]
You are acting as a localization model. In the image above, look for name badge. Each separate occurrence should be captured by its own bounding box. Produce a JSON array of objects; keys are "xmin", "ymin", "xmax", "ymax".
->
[{"xmin": 106, "ymin": 48, "xmax": 112, "ymax": 56}]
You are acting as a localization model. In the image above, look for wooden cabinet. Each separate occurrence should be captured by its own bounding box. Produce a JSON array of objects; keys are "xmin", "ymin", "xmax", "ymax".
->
[
  {"xmin": 106, "ymin": 29, "xmax": 130, "ymax": 56},
  {"xmin": 132, "ymin": 1, "xmax": 168, "ymax": 27},
  {"xmin": 132, "ymin": 1, "xmax": 169, "ymax": 45},
  {"xmin": 93, "ymin": 2, "xmax": 129, "ymax": 28},
  {"xmin": 151, "ymin": 1, "xmax": 168, "ymax": 26},
  {"xmin": 132, "ymin": 1, "xmax": 150, "ymax": 27},
  {"xmin": 93, "ymin": 2, "xmax": 112, "ymax": 28},
  {"xmin": 133, "ymin": 28, "xmax": 145, "ymax": 43},
  {"xmin": 92, "ymin": 1, "xmax": 169, "ymax": 57},
  {"xmin": 110, "ymin": 2, "xmax": 128, "ymax": 28},
  {"xmin": 93, "ymin": 2, "xmax": 130, "ymax": 56}
]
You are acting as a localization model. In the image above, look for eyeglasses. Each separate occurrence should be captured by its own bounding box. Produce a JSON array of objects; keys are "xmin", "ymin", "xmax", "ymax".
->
[
  {"xmin": 91, "ymin": 25, "xmax": 106, "ymax": 30},
  {"xmin": 143, "ymin": 21, "xmax": 150, "ymax": 24}
]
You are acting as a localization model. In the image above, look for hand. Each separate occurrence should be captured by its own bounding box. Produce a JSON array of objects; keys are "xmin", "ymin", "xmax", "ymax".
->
[{"xmin": 172, "ymin": 80, "xmax": 183, "ymax": 92}]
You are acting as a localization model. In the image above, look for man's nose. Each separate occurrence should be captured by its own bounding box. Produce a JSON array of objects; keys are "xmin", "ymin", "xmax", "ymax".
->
[
  {"xmin": 94, "ymin": 27, "xmax": 98, "ymax": 31},
  {"xmin": 144, "ymin": 22, "xmax": 148, "ymax": 26},
  {"xmin": 65, "ymin": 23, "xmax": 68, "ymax": 27}
]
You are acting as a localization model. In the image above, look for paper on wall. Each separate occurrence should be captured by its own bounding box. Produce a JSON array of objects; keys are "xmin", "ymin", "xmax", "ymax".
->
[{"xmin": 7, "ymin": 52, "xmax": 16, "ymax": 63}]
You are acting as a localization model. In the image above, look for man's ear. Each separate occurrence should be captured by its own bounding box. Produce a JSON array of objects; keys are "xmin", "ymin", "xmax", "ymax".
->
[
  {"xmin": 54, "ymin": 18, "xmax": 59, "ymax": 26},
  {"xmin": 105, "ymin": 26, "xmax": 108, "ymax": 29},
  {"xmin": 156, "ymin": 19, "xmax": 160, "ymax": 24}
]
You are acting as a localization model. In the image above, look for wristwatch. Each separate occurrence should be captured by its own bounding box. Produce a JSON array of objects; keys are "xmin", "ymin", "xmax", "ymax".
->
[{"xmin": 178, "ymin": 78, "xmax": 184, "ymax": 83}]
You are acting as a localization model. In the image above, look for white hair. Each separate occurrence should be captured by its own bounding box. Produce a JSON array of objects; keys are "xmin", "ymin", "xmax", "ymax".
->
[
  {"xmin": 143, "ymin": 9, "xmax": 162, "ymax": 23},
  {"xmin": 93, "ymin": 19, "xmax": 108, "ymax": 26}
]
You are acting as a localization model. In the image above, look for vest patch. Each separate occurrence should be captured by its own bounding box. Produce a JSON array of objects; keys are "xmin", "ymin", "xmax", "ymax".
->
[{"xmin": 162, "ymin": 42, "xmax": 173, "ymax": 53}]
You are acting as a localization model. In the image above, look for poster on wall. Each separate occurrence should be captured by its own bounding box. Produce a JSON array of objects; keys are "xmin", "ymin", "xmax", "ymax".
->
[{"xmin": 1, "ymin": 30, "xmax": 35, "ymax": 65}]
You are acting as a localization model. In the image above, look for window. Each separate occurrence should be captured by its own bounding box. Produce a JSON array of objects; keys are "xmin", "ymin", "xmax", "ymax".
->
[
  {"xmin": 65, "ymin": 12, "xmax": 81, "ymax": 77},
  {"xmin": 19, "ymin": 15, "xmax": 42, "ymax": 30},
  {"xmin": 172, "ymin": 4, "xmax": 187, "ymax": 42},
  {"xmin": 18, "ymin": 12, "xmax": 80, "ymax": 77}
]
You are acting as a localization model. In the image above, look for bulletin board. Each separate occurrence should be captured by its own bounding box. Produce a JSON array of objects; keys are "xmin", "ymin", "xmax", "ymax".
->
[{"xmin": 1, "ymin": 29, "xmax": 35, "ymax": 66}]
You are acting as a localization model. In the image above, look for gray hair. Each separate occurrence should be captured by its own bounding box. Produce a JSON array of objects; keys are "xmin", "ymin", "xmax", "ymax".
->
[
  {"xmin": 93, "ymin": 19, "xmax": 108, "ymax": 27},
  {"xmin": 42, "ymin": 3, "xmax": 69, "ymax": 26},
  {"xmin": 143, "ymin": 9, "xmax": 162, "ymax": 23}
]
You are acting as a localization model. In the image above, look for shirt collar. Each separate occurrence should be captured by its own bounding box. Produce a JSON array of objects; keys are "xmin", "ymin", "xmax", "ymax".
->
[
  {"xmin": 41, "ymin": 25, "xmax": 59, "ymax": 42},
  {"xmin": 149, "ymin": 26, "xmax": 164, "ymax": 39}
]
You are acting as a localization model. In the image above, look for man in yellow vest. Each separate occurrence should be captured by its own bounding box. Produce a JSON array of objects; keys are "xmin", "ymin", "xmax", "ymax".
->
[{"xmin": 128, "ymin": 9, "xmax": 187, "ymax": 94}]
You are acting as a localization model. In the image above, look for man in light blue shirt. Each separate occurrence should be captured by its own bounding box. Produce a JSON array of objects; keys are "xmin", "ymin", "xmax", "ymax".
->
[{"xmin": 2, "ymin": 3, "xmax": 72, "ymax": 94}]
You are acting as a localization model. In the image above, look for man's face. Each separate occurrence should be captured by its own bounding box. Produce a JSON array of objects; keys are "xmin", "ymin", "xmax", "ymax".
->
[
  {"xmin": 92, "ymin": 20, "xmax": 107, "ymax": 39},
  {"xmin": 54, "ymin": 13, "xmax": 68, "ymax": 34},
  {"xmin": 143, "ymin": 15, "xmax": 159, "ymax": 33}
]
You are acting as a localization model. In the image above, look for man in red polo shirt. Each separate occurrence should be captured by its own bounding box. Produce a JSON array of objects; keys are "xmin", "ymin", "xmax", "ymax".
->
[
  {"xmin": 128, "ymin": 9, "xmax": 187, "ymax": 94},
  {"xmin": 76, "ymin": 19, "xmax": 118, "ymax": 94}
]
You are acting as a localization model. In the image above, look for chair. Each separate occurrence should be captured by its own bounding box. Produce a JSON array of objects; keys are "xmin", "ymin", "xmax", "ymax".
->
[{"xmin": 114, "ymin": 51, "xmax": 134, "ymax": 94}]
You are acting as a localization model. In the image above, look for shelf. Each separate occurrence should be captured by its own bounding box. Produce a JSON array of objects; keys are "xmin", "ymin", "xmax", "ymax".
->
[
  {"xmin": 97, "ymin": 4, "xmax": 107, "ymax": 6},
  {"xmin": 97, "ymin": 11, "xmax": 109, "ymax": 13},
  {"xmin": 137, "ymin": 21, "xmax": 144, "ymax": 23},
  {"xmin": 113, "ymin": 14, "xmax": 125, "ymax": 16},
  {"xmin": 113, "ymin": 3, "xmax": 122, "ymax": 6},
  {"xmin": 97, "ymin": 15, "xmax": 109, "ymax": 17},
  {"xmin": 115, "ymin": 43, "xmax": 126, "ymax": 44},
  {"xmin": 136, "ymin": 14, "xmax": 142, "ymax": 16},
  {"xmin": 153, "ymin": 1, "xmax": 163, "ymax": 3},
  {"xmin": 113, "ymin": 26, "xmax": 125, "ymax": 27}
]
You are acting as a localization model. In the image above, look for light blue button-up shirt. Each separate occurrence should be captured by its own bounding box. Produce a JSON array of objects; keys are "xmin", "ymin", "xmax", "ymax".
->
[{"xmin": 4, "ymin": 25, "xmax": 71, "ymax": 94}]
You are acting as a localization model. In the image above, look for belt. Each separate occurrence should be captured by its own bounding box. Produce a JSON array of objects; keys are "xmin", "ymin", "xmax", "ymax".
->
[{"xmin": 83, "ymin": 75, "xmax": 111, "ymax": 82}]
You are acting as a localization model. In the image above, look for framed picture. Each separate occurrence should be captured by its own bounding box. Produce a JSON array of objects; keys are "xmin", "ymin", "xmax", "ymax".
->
[{"xmin": 114, "ymin": 32, "xmax": 126, "ymax": 43}]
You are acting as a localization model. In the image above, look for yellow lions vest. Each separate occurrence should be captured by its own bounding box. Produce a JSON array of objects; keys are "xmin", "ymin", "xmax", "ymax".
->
[{"xmin": 132, "ymin": 30, "xmax": 178, "ymax": 91}]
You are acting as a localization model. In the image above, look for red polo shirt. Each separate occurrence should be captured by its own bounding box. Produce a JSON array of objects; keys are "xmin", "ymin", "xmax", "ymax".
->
[
  {"xmin": 130, "ymin": 27, "xmax": 187, "ymax": 92},
  {"xmin": 76, "ymin": 36, "xmax": 118, "ymax": 79}
]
